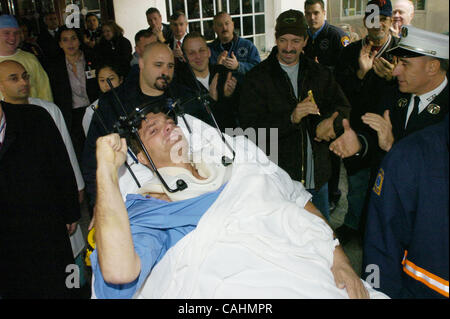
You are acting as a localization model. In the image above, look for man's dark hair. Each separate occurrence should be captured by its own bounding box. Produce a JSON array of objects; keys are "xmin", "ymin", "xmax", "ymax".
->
[
  {"xmin": 304, "ymin": 0, "xmax": 325, "ymax": 10},
  {"xmin": 181, "ymin": 31, "xmax": 207, "ymax": 51},
  {"xmin": 146, "ymin": 7, "xmax": 161, "ymax": 16},
  {"xmin": 126, "ymin": 102, "xmax": 173, "ymax": 156},
  {"xmin": 85, "ymin": 13, "xmax": 99, "ymax": 22},
  {"xmin": 170, "ymin": 10, "xmax": 186, "ymax": 22},
  {"xmin": 134, "ymin": 29, "xmax": 155, "ymax": 44}
]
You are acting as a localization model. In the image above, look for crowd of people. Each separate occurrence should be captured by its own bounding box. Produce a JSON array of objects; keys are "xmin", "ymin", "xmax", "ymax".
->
[{"xmin": 0, "ymin": 0, "xmax": 448, "ymax": 299}]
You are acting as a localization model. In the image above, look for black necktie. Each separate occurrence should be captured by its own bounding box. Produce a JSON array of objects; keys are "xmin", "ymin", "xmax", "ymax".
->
[{"xmin": 407, "ymin": 96, "xmax": 421, "ymax": 130}]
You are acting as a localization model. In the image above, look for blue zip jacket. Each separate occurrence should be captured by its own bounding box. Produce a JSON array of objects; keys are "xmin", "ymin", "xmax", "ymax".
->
[{"xmin": 208, "ymin": 34, "xmax": 261, "ymax": 82}]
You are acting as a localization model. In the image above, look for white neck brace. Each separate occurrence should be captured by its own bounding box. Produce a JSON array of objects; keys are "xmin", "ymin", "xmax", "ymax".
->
[{"xmin": 137, "ymin": 160, "xmax": 232, "ymax": 201}]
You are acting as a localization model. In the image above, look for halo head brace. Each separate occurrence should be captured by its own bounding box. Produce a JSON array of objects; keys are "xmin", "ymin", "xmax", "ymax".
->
[{"xmin": 120, "ymin": 99, "xmax": 188, "ymax": 193}]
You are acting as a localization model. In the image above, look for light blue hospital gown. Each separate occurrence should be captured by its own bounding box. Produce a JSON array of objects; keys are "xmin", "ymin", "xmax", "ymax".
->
[{"xmin": 90, "ymin": 184, "xmax": 225, "ymax": 299}]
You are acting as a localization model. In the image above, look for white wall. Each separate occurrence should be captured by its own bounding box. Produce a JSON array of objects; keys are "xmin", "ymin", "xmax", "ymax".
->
[{"xmin": 113, "ymin": 0, "xmax": 167, "ymax": 48}]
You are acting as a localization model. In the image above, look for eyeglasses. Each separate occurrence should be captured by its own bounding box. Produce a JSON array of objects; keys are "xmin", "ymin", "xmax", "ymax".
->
[{"xmin": 0, "ymin": 73, "xmax": 30, "ymax": 83}]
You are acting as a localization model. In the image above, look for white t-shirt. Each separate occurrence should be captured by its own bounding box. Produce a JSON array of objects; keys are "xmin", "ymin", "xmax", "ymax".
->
[{"xmin": 197, "ymin": 74, "xmax": 210, "ymax": 91}]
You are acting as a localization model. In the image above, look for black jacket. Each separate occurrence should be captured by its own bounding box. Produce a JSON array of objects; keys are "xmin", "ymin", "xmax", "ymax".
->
[
  {"xmin": 0, "ymin": 102, "xmax": 79, "ymax": 298},
  {"xmin": 239, "ymin": 47, "xmax": 351, "ymax": 190},
  {"xmin": 335, "ymin": 36, "xmax": 399, "ymax": 175},
  {"xmin": 47, "ymin": 50, "xmax": 100, "ymax": 130},
  {"xmin": 94, "ymin": 35, "xmax": 133, "ymax": 76},
  {"xmin": 37, "ymin": 28, "xmax": 63, "ymax": 64}
]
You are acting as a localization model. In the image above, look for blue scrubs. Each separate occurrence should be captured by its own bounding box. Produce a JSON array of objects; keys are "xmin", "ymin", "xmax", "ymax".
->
[{"xmin": 90, "ymin": 184, "xmax": 225, "ymax": 299}]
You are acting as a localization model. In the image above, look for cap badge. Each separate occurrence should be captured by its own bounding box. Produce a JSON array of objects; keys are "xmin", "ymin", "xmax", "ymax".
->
[
  {"xmin": 283, "ymin": 17, "xmax": 297, "ymax": 24},
  {"xmin": 426, "ymin": 104, "xmax": 441, "ymax": 115},
  {"xmin": 397, "ymin": 98, "xmax": 408, "ymax": 108}
]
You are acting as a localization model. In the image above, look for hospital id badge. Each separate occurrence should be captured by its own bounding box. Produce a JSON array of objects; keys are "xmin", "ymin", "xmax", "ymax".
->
[{"xmin": 86, "ymin": 69, "xmax": 96, "ymax": 79}]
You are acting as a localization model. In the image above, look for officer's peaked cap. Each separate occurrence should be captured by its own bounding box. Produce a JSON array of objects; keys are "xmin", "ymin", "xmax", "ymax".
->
[{"xmin": 388, "ymin": 25, "xmax": 449, "ymax": 59}]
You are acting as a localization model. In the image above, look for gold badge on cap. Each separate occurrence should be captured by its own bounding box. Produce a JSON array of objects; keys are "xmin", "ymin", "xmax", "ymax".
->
[
  {"xmin": 426, "ymin": 104, "xmax": 441, "ymax": 115},
  {"xmin": 283, "ymin": 17, "xmax": 297, "ymax": 24},
  {"xmin": 397, "ymin": 98, "xmax": 408, "ymax": 108}
]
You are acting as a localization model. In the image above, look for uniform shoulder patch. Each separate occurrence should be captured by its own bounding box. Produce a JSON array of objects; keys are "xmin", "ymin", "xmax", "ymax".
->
[
  {"xmin": 373, "ymin": 168, "xmax": 384, "ymax": 196},
  {"xmin": 341, "ymin": 36, "xmax": 350, "ymax": 47}
]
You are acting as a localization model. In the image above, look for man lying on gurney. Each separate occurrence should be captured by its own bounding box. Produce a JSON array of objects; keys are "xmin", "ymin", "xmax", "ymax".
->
[{"xmin": 89, "ymin": 101, "xmax": 387, "ymax": 299}]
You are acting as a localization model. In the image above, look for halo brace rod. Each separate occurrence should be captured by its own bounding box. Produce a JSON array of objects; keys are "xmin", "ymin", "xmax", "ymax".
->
[
  {"xmin": 177, "ymin": 51, "xmax": 236, "ymax": 167},
  {"xmin": 97, "ymin": 78, "xmax": 187, "ymax": 193},
  {"xmin": 90, "ymin": 101, "xmax": 141, "ymax": 189}
]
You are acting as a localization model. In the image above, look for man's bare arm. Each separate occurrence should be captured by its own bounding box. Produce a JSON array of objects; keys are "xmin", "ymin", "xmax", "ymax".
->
[{"xmin": 95, "ymin": 134, "xmax": 141, "ymax": 284}]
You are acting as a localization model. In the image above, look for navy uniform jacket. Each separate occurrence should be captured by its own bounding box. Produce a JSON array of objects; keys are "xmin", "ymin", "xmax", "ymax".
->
[
  {"xmin": 363, "ymin": 115, "xmax": 449, "ymax": 298},
  {"xmin": 304, "ymin": 21, "xmax": 349, "ymax": 68},
  {"xmin": 361, "ymin": 82, "xmax": 449, "ymax": 167}
]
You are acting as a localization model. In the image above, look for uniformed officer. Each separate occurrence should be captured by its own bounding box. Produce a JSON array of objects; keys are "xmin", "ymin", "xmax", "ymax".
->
[
  {"xmin": 303, "ymin": 0, "xmax": 350, "ymax": 69},
  {"xmin": 330, "ymin": 25, "xmax": 449, "ymax": 157},
  {"xmin": 362, "ymin": 115, "xmax": 449, "ymax": 298}
]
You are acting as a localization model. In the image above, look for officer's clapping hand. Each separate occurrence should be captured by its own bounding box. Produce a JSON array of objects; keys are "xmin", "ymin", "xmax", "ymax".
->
[
  {"xmin": 357, "ymin": 43, "xmax": 377, "ymax": 80},
  {"xmin": 291, "ymin": 95, "xmax": 320, "ymax": 124},
  {"xmin": 315, "ymin": 112, "xmax": 339, "ymax": 142},
  {"xmin": 96, "ymin": 133, "xmax": 128, "ymax": 171},
  {"xmin": 362, "ymin": 110, "xmax": 394, "ymax": 152},
  {"xmin": 373, "ymin": 57, "xmax": 395, "ymax": 81},
  {"xmin": 329, "ymin": 119, "xmax": 362, "ymax": 158}
]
